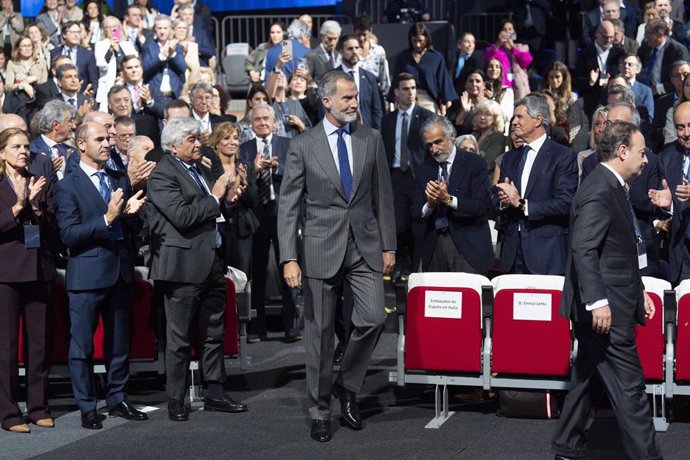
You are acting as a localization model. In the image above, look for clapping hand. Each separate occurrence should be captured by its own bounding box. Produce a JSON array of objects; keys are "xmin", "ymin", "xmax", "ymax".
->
[
  {"xmin": 105, "ymin": 188, "xmax": 125, "ymax": 224},
  {"xmin": 496, "ymin": 177, "xmax": 520, "ymax": 208},
  {"xmin": 124, "ymin": 190, "xmax": 146, "ymax": 215},
  {"xmin": 648, "ymin": 179, "xmax": 672, "ymax": 208},
  {"xmin": 676, "ymin": 178, "xmax": 690, "ymax": 202}
]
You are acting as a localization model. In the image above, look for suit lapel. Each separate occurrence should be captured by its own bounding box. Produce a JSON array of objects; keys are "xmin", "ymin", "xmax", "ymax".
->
[
  {"xmin": 448, "ymin": 150, "xmax": 465, "ymax": 193},
  {"xmin": 350, "ymin": 123, "xmax": 366, "ymax": 198},
  {"xmin": 74, "ymin": 165, "xmax": 108, "ymax": 212},
  {"xmin": 311, "ymin": 122, "xmax": 345, "ymax": 200},
  {"xmin": 409, "ymin": 106, "xmax": 422, "ymax": 145},
  {"xmin": 0, "ymin": 178, "xmax": 17, "ymax": 208}
]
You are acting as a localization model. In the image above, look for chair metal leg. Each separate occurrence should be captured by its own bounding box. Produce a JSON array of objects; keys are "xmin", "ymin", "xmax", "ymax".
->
[{"xmin": 425, "ymin": 384, "xmax": 454, "ymax": 429}]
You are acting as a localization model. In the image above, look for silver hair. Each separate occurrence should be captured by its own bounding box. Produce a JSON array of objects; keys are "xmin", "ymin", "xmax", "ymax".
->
[
  {"xmin": 317, "ymin": 70, "xmax": 355, "ymax": 100},
  {"xmin": 473, "ymin": 99, "xmax": 505, "ymax": 134},
  {"xmin": 454, "ymin": 134, "xmax": 479, "ymax": 152},
  {"xmin": 607, "ymin": 84, "xmax": 636, "ymax": 105},
  {"xmin": 190, "ymin": 81, "xmax": 214, "ymax": 98},
  {"xmin": 319, "ymin": 20, "xmax": 341, "ymax": 37},
  {"xmin": 127, "ymin": 135, "xmax": 152, "ymax": 152},
  {"xmin": 161, "ymin": 117, "xmax": 201, "ymax": 152},
  {"xmin": 38, "ymin": 100, "xmax": 74, "ymax": 134},
  {"xmin": 154, "ymin": 14, "xmax": 172, "ymax": 26},
  {"xmin": 248, "ymin": 102, "xmax": 276, "ymax": 122},
  {"xmin": 421, "ymin": 114, "xmax": 457, "ymax": 140},
  {"xmin": 177, "ymin": 4, "xmax": 193, "ymax": 14},
  {"xmin": 608, "ymin": 100, "xmax": 641, "ymax": 126},
  {"xmin": 287, "ymin": 19, "xmax": 308, "ymax": 40},
  {"xmin": 514, "ymin": 95, "xmax": 550, "ymax": 128}
]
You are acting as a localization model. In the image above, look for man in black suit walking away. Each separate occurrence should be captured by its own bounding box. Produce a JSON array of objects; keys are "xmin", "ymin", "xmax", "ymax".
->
[{"xmin": 552, "ymin": 121, "xmax": 661, "ymax": 459}]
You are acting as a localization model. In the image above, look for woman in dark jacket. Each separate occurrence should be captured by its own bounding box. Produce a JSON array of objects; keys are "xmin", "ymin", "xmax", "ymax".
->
[
  {"xmin": 0, "ymin": 127, "xmax": 56, "ymax": 433},
  {"xmin": 208, "ymin": 122, "xmax": 258, "ymax": 277}
]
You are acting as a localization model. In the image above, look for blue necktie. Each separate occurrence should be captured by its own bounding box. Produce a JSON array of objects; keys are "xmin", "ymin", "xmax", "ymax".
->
[
  {"xmin": 336, "ymin": 128, "xmax": 353, "ymax": 201},
  {"xmin": 455, "ymin": 55, "xmax": 467, "ymax": 79},
  {"xmin": 645, "ymin": 48, "xmax": 658, "ymax": 86},
  {"xmin": 188, "ymin": 165, "xmax": 209, "ymax": 196},
  {"xmin": 514, "ymin": 144, "xmax": 530, "ymax": 193},
  {"xmin": 97, "ymin": 170, "xmax": 124, "ymax": 240},
  {"xmin": 96, "ymin": 170, "xmax": 111, "ymax": 203}
]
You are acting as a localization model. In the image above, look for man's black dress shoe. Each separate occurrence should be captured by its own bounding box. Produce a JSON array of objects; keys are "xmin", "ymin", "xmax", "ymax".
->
[
  {"xmin": 334, "ymin": 341, "xmax": 347, "ymax": 364},
  {"xmin": 284, "ymin": 329, "xmax": 302, "ymax": 343},
  {"xmin": 81, "ymin": 410, "xmax": 103, "ymax": 430},
  {"xmin": 310, "ymin": 419, "xmax": 332, "ymax": 442},
  {"xmin": 168, "ymin": 399, "xmax": 189, "ymax": 422},
  {"xmin": 332, "ymin": 384, "xmax": 362, "ymax": 430},
  {"xmin": 108, "ymin": 401, "xmax": 148, "ymax": 420},
  {"xmin": 203, "ymin": 396, "xmax": 248, "ymax": 413}
]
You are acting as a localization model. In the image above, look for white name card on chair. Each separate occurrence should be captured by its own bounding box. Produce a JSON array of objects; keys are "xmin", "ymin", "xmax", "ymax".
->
[
  {"xmin": 513, "ymin": 293, "xmax": 552, "ymax": 321},
  {"xmin": 424, "ymin": 291, "xmax": 462, "ymax": 319}
]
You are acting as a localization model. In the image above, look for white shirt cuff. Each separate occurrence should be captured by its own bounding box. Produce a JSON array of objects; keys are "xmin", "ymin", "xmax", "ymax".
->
[
  {"xmin": 421, "ymin": 203, "xmax": 433, "ymax": 218},
  {"xmin": 586, "ymin": 298, "xmax": 608, "ymax": 311},
  {"xmin": 449, "ymin": 196, "xmax": 457, "ymax": 210},
  {"xmin": 656, "ymin": 83, "xmax": 666, "ymax": 95}
]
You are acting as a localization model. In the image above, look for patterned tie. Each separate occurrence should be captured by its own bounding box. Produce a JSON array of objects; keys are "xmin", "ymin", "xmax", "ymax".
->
[
  {"xmin": 257, "ymin": 140, "xmax": 272, "ymax": 205},
  {"xmin": 336, "ymin": 128, "xmax": 353, "ymax": 201},
  {"xmin": 435, "ymin": 161, "xmax": 449, "ymax": 232},
  {"xmin": 188, "ymin": 165, "xmax": 209, "ymax": 196},
  {"xmin": 96, "ymin": 170, "xmax": 111, "ymax": 203},
  {"xmin": 68, "ymin": 97, "xmax": 76, "ymax": 109},
  {"xmin": 400, "ymin": 111, "xmax": 410, "ymax": 172},
  {"xmin": 328, "ymin": 50, "xmax": 335, "ymax": 68},
  {"xmin": 514, "ymin": 144, "xmax": 530, "ymax": 194}
]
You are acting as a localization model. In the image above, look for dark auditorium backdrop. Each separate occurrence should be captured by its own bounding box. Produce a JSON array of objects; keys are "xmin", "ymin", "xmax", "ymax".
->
[{"xmin": 22, "ymin": 0, "xmax": 339, "ymax": 17}]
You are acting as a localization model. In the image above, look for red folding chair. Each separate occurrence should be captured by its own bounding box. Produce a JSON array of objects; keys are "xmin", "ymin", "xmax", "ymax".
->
[
  {"xmin": 674, "ymin": 280, "xmax": 690, "ymax": 393},
  {"xmin": 391, "ymin": 272, "xmax": 492, "ymax": 428},
  {"xmin": 490, "ymin": 275, "xmax": 571, "ymax": 390}
]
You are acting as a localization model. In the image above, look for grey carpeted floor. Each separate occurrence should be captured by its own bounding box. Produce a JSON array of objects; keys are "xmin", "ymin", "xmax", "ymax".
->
[{"xmin": 1, "ymin": 332, "xmax": 689, "ymax": 460}]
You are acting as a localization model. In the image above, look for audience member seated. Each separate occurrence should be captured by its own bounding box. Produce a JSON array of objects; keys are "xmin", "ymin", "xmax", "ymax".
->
[
  {"xmin": 0, "ymin": 127, "xmax": 56, "ymax": 434},
  {"xmin": 393, "ymin": 23, "xmax": 456, "ymax": 115},
  {"xmin": 472, "ymin": 99, "xmax": 507, "ymax": 175},
  {"xmin": 81, "ymin": 0, "xmax": 104, "ymax": 47},
  {"xmin": 305, "ymin": 20, "xmax": 341, "ymax": 86},
  {"xmin": 210, "ymin": 84, "xmax": 237, "ymax": 123},
  {"xmin": 208, "ymin": 122, "xmax": 257, "ymax": 277},
  {"xmin": 35, "ymin": 0, "xmax": 63, "ymax": 46},
  {"xmin": 485, "ymin": 57, "xmax": 513, "ymax": 134},
  {"xmin": 353, "ymin": 15, "xmax": 391, "ymax": 98},
  {"xmin": 484, "ymin": 19, "xmax": 533, "ymax": 93},
  {"xmin": 449, "ymin": 69, "xmax": 488, "ymax": 135},
  {"xmin": 94, "ymin": 16, "xmax": 138, "ymax": 112},
  {"xmin": 545, "ymin": 61, "xmax": 589, "ymax": 152},
  {"xmin": 264, "ymin": 19, "xmax": 311, "ymax": 84},
  {"xmin": 245, "ymin": 21, "xmax": 285, "ymax": 86},
  {"xmin": 7, "ymin": 36, "xmax": 48, "ymax": 101},
  {"xmin": 51, "ymin": 21, "xmax": 99, "ymax": 95},
  {"xmin": 453, "ymin": 32, "xmax": 484, "ymax": 98}
]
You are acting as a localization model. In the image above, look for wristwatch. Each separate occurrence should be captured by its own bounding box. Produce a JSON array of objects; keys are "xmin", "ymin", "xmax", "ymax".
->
[
  {"xmin": 445, "ymin": 196, "xmax": 453, "ymax": 207},
  {"xmin": 518, "ymin": 198, "xmax": 526, "ymax": 211}
]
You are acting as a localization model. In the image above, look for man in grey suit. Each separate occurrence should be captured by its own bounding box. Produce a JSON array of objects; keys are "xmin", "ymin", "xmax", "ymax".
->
[
  {"xmin": 147, "ymin": 117, "xmax": 247, "ymax": 421},
  {"xmin": 278, "ymin": 70, "xmax": 396, "ymax": 442},
  {"xmin": 305, "ymin": 20, "xmax": 341, "ymax": 84}
]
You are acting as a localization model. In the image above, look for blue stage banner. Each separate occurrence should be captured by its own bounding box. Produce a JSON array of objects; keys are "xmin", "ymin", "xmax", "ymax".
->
[{"xmin": 22, "ymin": 0, "xmax": 338, "ymax": 18}]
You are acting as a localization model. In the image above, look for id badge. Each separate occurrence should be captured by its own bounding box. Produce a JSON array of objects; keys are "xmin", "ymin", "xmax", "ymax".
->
[
  {"xmin": 24, "ymin": 225, "xmax": 41, "ymax": 249},
  {"xmin": 637, "ymin": 239, "xmax": 647, "ymax": 270}
]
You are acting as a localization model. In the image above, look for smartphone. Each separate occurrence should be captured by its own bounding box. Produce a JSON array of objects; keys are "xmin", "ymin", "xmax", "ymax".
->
[
  {"xmin": 281, "ymin": 39, "xmax": 292, "ymax": 56},
  {"xmin": 113, "ymin": 27, "xmax": 121, "ymax": 41},
  {"xmin": 297, "ymin": 57, "xmax": 307, "ymax": 70}
]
